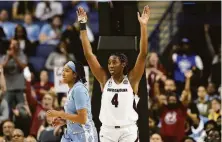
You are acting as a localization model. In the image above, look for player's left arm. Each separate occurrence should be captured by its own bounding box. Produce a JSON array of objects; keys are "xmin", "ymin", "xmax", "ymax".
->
[
  {"xmin": 129, "ymin": 5, "xmax": 150, "ymax": 94},
  {"xmin": 47, "ymin": 86, "xmax": 89, "ymax": 124}
]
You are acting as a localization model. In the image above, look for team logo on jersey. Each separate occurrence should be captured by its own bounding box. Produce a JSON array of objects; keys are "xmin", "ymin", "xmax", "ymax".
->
[
  {"xmin": 108, "ymin": 80, "xmax": 112, "ymax": 87},
  {"xmin": 164, "ymin": 111, "xmax": 177, "ymax": 125},
  {"xmin": 123, "ymin": 79, "xmax": 128, "ymax": 84}
]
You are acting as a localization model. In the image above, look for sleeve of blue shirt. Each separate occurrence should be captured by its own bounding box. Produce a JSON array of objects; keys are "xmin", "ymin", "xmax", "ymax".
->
[
  {"xmin": 33, "ymin": 25, "xmax": 40, "ymax": 41},
  {"xmin": 72, "ymin": 85, "xmax": 89, "ymax": 111},
  {"xmin": 40, "ymin": 24, "xmax": 51, "ymax": 36}
]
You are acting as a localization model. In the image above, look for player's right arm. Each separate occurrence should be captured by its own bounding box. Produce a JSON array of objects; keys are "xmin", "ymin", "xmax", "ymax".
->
[{"xmin": 77, "ymin": 7, "xmax": 107, "ymax": 87}]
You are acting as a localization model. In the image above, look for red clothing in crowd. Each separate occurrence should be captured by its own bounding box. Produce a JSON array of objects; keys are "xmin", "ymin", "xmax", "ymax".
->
[
  {"xmin": 33, "ymin": 82, "xmax": 53, "ymax": 101},
  {"xmin": 26, "ymin": 82, "xmax": 47, "ymax": 137},
  {"xmin": 160, "ymin": 104, "xmax": 187, "ymax": 142}
]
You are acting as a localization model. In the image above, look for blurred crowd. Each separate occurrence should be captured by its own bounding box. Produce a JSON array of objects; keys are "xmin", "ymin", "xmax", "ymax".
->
[
  {"xmin": 0, "ymin": 1, "xmax": 98, "ymax": 142},
  {"xmin": 0, "ymin": 1, "xmax": 221, "ymax": 142},
  {"xmin": 148, "ymin": 34, "xmax": 221, "ymax": 142}
]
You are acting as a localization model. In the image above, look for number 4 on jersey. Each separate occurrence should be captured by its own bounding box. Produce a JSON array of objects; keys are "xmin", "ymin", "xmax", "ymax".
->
[{"xmin": 111, "ymin": 93, "xmax": 119, "ymax": 107}]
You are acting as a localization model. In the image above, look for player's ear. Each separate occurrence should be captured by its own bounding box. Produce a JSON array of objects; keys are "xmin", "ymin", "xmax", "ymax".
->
[{"xmin": 122, "ymin": 62, "xmax": 126, "ymax": 68}]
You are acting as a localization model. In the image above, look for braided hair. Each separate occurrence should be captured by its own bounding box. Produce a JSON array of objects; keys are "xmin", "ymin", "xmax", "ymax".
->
[
  {"xmin": 73, "ymin": 61, "xmax": 87, "ymax": 84},
  {"xmin": 110, "ymin": 53, "xmax": 129, "ymax": 75}
]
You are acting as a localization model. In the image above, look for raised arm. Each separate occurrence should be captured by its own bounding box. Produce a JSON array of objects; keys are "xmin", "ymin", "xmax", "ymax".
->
[
  {"xmin": 129, "ymin": 6, "xmax": 150, "ymax": 93},
  {"xmin": 77, "ymin": 7, "xmax": 107, "ymax": 87},
  {"xmin": 0, "ymin": 66, "xmax": 7, "ymax": 93},
  {"xmin": 180, "ymin": 71, "xmax": 192, "ymax": 106}
]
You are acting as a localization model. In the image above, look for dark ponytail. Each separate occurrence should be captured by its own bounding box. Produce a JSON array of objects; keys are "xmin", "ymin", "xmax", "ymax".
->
[{"xmin": 74, "ymin": 61, "xmax": 87, "ymax": 84}]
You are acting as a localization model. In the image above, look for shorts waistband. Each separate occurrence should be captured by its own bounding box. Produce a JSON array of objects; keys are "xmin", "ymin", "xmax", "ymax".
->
[{"xmin": 102, "ymin": 123, "xmax": 136, "ymax": 129}]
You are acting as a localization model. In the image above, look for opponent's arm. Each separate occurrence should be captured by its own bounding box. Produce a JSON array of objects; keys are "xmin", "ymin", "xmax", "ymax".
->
[
  {"xmin": 129, "ymin": 6, "xmax": 150, "ymax": 93},
  {"xmin": 77, "ymin": 7, "xmax": 107, "ymax": 87}
]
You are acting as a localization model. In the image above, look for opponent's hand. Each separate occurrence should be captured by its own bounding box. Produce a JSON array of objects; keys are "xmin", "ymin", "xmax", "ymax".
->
[
  {"xmin": 137, "ymin": 5, "xmax": 150, "ymax": 26},
  {"xmin": 76, "ymin": 7, "xmax": 87, "ymax": 23}
]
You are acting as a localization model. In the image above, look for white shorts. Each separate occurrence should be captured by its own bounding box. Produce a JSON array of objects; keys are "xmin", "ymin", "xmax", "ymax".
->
[{"xmin": 99, "ymin": 124, "xmax": 138, "ymax": 142}]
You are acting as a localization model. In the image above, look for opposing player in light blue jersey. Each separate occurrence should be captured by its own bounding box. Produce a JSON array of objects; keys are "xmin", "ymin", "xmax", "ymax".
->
[
  {"xmin": 77, "ymin": 5, "xmax": 150, "ymax": 142},
  {"xmin": 46, "ymin": 61, "xmax": 98, "ymax": 142}
]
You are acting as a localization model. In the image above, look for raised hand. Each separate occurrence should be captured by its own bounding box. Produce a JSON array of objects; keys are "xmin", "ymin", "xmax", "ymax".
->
[
  {"xmin": 185, "ymin": 70, "xmax": 193, "ymax": 78},
  {"xmin": 137, "ymin": 5, "xmax": 150, "ymax": 26},
  {"xmin": 76, "ymin": 7, "xmax": 88, "ymax": 23}
]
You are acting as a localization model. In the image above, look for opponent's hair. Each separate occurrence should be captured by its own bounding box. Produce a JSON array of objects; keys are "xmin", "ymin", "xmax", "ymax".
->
[
  {"xmin": 73, "ymin": 61, "xmax": 87, "ymax": 84},
  {"xmin": 110, "ymin": 53, "xmax": 129, "ymax": 75}
]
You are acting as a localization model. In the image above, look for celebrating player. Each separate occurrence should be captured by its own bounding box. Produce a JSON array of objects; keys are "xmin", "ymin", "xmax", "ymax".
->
[
  {"xmin": 46, "ymin": 61, "xmax": 98, "ymax": 142},
  {"xmin": 77, "ymin": 5, "xmax": 150, "ymax": 142}
]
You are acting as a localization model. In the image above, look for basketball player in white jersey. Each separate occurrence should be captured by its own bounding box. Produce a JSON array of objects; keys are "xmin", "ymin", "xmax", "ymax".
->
[{"xmin": 77, "ymin": 5, "xmax": 150, "ymax": 142}]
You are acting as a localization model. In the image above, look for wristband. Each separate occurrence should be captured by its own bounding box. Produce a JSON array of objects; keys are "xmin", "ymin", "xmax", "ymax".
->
[{"xmin": 80, "ymin": 23, "xmax": 86, "ymax": 30}]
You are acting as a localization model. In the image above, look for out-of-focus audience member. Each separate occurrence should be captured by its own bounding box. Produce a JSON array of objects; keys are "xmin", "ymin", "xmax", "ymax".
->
[
  {"xmin": 39, "ymin": 15, "xmax": 65, "ymax": 45},
  {"xmin": 12, "ymin": 1, "xmax": 35, "ymax": 20},
  {"xmin": 195, "ymin": 86, "xmax": 210, "ymax": 117},
  {"xmin": 146, "ymin": 52, "xmax": 166, "ymax": 98},
  {"xmin": 45, "ymin": 40, "xmax": 75, "ymax": 71},
  {"xmin": 23, "ymin": 13, "xmax": 40, "ymax": 44},
  {"xmin": 32, "ymin": 70, "xmax": 54, "ymax": 102},
  {"xmin": 172, "ymin": 38, "xmax": 203, "ymax": 94},
  {"xmin": 64, "ymin": 1, "xmax": 90, "ymax": 24},
  {"xmin": 37, "ymin": 115, "xmax": 61, "ymax": 142},
  {"xmin": 208, "ymin": 98, "xmax": 221, "ymax": 121},
  {"xmin": 24, "ymin": 68, "xmax": 56, "ymax": 137},
  {"xmin": 11, "ymin": 129, "xmax": 24, "ymax": 142},
  {"xmin": 150, "ymin": 133, "xmax": 163, "ymax": 142},
  {"xmin": 0, "ymin": 39, "xmax": 27, "ymax": 116},
  {"xmin": 0, "ymin": 10, "xmax": 16, "ymax": 40},
  {"xmin": 14, "ymin": 24, "xmax": 36, "ymax": 57},
  {"xmin": 2, "ymin": 120, "xmax": 15, "ymax": 142},
  {"xmin": 24, "ymin": 135, "xmax": 37, "ymax": 142},
  {"xmin": 0, "ymin": 67, "xmax": 9, "ymax": 124},
  {"xmin": 35, "ymin": 1, "xmax": 63, "ymax": 21}
]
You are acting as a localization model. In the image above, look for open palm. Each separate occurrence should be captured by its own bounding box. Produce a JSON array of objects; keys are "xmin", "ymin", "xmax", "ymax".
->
[
  {"xmin": 76, "ymin": 7, "xmax": 87, "ymax": 23},
  {"xmin": 138, "ymin": 5, "xmax": 150, "ymax": 25}
]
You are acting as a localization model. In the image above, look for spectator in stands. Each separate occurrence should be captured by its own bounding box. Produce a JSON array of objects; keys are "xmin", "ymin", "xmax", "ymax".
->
[
  {"xmin": 37, "ymin": 115, "xmax": 61, "ymax": 142},
  {"xmin": 14, "ymin": 24, "xmax": 36, "ymax": 57},
  {"xmin": 0, "ymin": 66, "xmax": 8, "ymax": 124},
  {"xmin": 207, "ymin": 82, "xmax": 220, "ymax": 100},
  {"xmin": 39, "ymin": 15, "xmax": 65, "ymax": 45},
  {"xmin": 208, "ymin": 98, "xmax": 221, "ymax": 121},
  {"xmin": 159, "ymin": 71, "xmax": 192, "ymax": 142},
  {"xmin": 24, "ymin": 135, "xmax": 37, "ymax": 142},
  {"xmin": 11, "ymin": 129, "xmax": 24, "ymax": 142},
  {"xmin": 150, "ymin": 133, "xmax": 163, "ymax": 142},
  {"xmin": 187, "ymin": 112, "xmax": 205, "ymax": 142},
  {"xmin": 64, "ymin": 1, "xmax": 90, "ymax": 24},
  {"xmin": 0, "ymin": 10, "xmax": 16, "ymax": 40},
  {"xmin": 216, "ymin": 116, "xmax": 221, "ymax": 132},
  {"xmin": 195, "ymin": 86, "xmax": 210, "ymax": 117},
  {"xmin": 181, "ymin": 137, "xmax": 196, "ymax": 142},
  {"xmin": 12, "ymin": 1, "xmax": 35, "ymax": 20},
  {"xmin": 2, "ymin": 120, "xmax": 15, "ymax": 142},
  {"xmin": 35, "ymin": 1, "xmax": 63, "ymax": 21},
  {"xmin": 33, "ymin": 69, "xmax": 54, "ymax": 101},
  {"xmin": 205, "ymin": 128, "xmax": 221, "ymax": 142},
  {"xmin": 23, "ymin": 13, "xmax": 40, "ymax": 44},
  {"xmin": 12, "ymin": 95, "xmax": 32, "ymax": 137},
  {"xmin": 146, "ymin": 52, "xmax": 166, "ymax": 98},
  {"xmin": 172, "ymin": 38, "xmax": 203, "ymax": 94},
  {"xmin": 24, "ymin": 70, "xmax": 56, "ymax": 137},
  {"xmin": 209, "ymin": 46, "xmax": 221, "ymax": 89},
  {"xmin": 0, "ymin": 39, "xmax": 27, "ymax": 116},
  {"xmin": 149, "ymin": 115, "xmax": 159, "ymax": 136},
  {"xmin": 164, "ymin": 79, "xmax": 177, "ymax": 94},
  {"xmin": 45, "ymin": 40, "xmax": 75, "ymax": 71},
  {"xmin": 204, "ymin": 120, "xmax": 218, "ymax": 136}
]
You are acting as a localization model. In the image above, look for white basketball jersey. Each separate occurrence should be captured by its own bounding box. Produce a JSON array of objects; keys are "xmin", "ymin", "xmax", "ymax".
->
[{"xmin": 99, "ymin": 76, "xmax": 138, "ymax": 126}]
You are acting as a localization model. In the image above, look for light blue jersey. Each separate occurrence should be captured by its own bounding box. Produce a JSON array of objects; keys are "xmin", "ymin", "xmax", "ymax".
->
[{"xmin": 62, "ymin": 81, "xmax": 98, "ymax": 142}]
